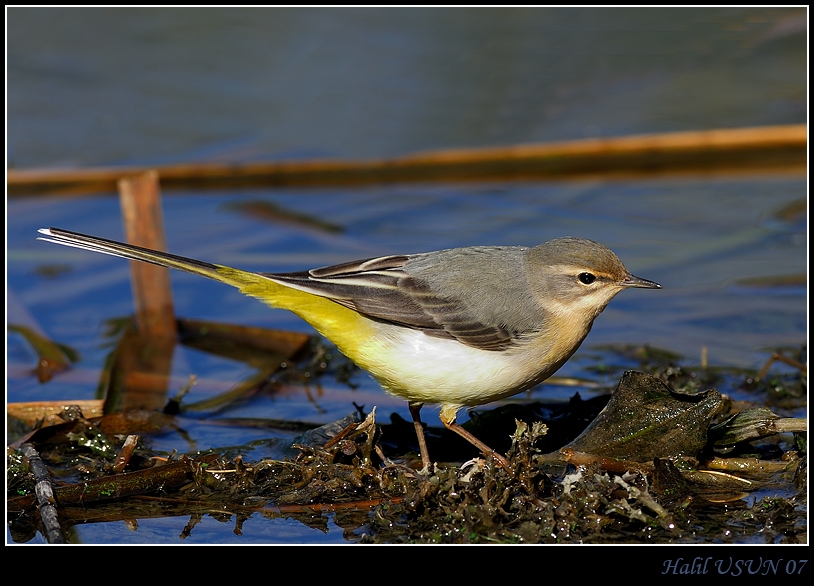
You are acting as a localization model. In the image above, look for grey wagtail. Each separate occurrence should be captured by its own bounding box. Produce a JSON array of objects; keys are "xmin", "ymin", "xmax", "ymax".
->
[{"xmin": 38, "ymin": 227, "xmax": 661, "ymax": 470}]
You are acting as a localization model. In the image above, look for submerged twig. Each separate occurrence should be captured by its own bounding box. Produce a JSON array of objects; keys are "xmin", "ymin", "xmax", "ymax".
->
[
  {"xmin": 757, "ymin": 351, "xmax": 807, "ymax": 381},
  {"xmin": 20, "ymin": 443, "xmax": 65, "ymax": 544}
]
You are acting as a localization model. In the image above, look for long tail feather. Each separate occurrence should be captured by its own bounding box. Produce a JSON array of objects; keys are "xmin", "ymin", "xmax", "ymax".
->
[
  {"xmin": 36, "ymin": 227, "xmax": 375, "ymax": 352},
  {"xmin": 38, "ymin": 227, "xmax": 240, "ymax": 286}
]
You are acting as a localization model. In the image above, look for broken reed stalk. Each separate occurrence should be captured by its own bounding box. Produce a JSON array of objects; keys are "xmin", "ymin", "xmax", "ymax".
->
[
  {"xmin": 105, "ymin": 171, "xmax": 177, "ymax": 412},
  {"xmin": 118, "ymin": 170, "xmax": 177, "ymax": 338},
  {"xmin": 7, "ymin": 125, "xmax": 807, "ymax": 196}
]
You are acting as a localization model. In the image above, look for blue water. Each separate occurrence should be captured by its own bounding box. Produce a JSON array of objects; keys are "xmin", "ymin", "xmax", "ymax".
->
[{"xmin": 6, "ymin": 7, "xmax": 807, "ymax": 545}]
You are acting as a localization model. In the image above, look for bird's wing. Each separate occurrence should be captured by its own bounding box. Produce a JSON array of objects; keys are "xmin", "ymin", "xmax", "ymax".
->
[{"xmin": 264, "ymin": 254, "xmax": 522, "ymax": 351}]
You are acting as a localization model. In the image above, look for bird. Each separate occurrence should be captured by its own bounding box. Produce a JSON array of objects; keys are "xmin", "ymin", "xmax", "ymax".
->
[{"xmin": 37, "ymin": 227, "xmax": 661, "ymax": 471}]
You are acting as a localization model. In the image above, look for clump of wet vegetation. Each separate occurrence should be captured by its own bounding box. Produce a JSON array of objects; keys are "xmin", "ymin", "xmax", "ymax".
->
[{"xmin": 7, "ymin": 339, "xmax": 806, "ymax": 544}]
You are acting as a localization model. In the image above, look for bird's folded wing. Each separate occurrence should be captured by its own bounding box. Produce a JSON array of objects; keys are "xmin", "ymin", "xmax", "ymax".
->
[{"xmin": 263, "ymin": 255, "xmax": 520, "ymax": 351}]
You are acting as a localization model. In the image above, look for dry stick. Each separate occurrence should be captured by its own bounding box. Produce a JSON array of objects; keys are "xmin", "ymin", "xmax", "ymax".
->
[
  {"xmin": 112, "ymin": 435, "xmax": 141, "ymax": 474},
  {"xmin": 107, "ymin": 171, "xmax": 177, "ymax": 412},
  {"xmin": 118, "ymin": 170, "xmax": 177, "ymax": 338},
  {"xmin": 704, "ymin": 456, "xmax": 800, "ymax": 474},
  {"xmin": 7, "ymin": 400, "xmax": 105, "ymax": 428},
  {"xmin": 20, "ymin": 443, "xmax": 66, "ymax": 544},
  {"xmin": 131, "ymin": 493, "xmax": 406, "ymax": 515},
  {"xmin": 8, "ymin": 453, "xmax": 222, "ymax": 512},
  {"xmin": 7, "ymin": 125, "xmax": 807, "ymax": 196},
  {"xmin": 756, "ymin": 351, "xmax": 808, "ymax": 381},
  {"xmin": 560, "ymin": 448, "xmax": 655, "ymax": 474}
]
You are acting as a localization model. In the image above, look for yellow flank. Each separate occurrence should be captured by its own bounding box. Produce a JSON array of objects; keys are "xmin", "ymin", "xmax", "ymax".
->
[{"xmin": 214, "ymin": 265, "xmax": 379, "ymax": 365}]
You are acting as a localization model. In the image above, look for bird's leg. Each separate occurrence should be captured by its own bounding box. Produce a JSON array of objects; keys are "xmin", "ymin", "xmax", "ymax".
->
[
  {"xmin": 439, "ymin": 405, "xmax": 511, "ymax": 471},
  {"xmin": 408, "ymin": 402, "xmax": 432, "ymax": 472}
]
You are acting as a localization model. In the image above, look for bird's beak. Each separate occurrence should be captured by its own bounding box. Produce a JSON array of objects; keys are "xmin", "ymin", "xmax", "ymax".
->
[{"xmin": 622, "ymin": 273, "xmax": 662, "ymax": 289}]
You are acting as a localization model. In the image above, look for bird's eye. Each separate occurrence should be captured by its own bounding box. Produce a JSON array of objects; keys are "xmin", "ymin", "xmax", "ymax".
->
[{"xmin": 578, "ymin": 272, "xmax": 596, "ymax": 285}]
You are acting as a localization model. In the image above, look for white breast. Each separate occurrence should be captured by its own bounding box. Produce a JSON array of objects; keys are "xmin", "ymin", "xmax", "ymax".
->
[{"xmin": 350, "ymin": 324, "xmax": 566, "ymax": 408}]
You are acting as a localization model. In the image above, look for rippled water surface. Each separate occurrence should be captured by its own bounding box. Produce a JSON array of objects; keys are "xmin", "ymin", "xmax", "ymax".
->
[{"xmin": 6, "ymin": 7, "xmax": 807, "ymax": 545}]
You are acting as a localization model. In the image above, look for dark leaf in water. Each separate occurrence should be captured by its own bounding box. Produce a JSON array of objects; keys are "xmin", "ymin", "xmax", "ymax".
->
[
  {"xmin": 771, "ymin": 198, "xmax": 807, "ymax": 223},
  {"xmin": 220, "ymin": 200, "xmax": 343, "ymax": 234},
  {"xmin": 564, "ymin": 371, "xmax": 724, "ymax": 461},
  {"xmin": 8, "ymin": 324, "xmax": 79, "ymax": 382},
  {"xmin": 295, "ymin": 412, "xmax": 362, "ymax": 448},
  {"xmin": 734, "ymin": 273, "xmax": 806, "ymax": 288},
  {"xmin": 177, "ymin": 318, "xmax": 311, "ymax": 369}
]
